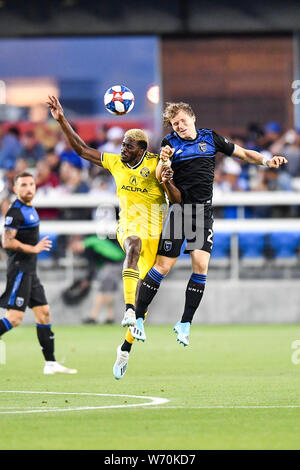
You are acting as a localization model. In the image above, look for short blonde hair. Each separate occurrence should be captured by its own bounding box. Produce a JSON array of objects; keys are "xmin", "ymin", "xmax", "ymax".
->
[
  {"xmin": 163, "ymin": 102, "xmax": 195, "ymax": 126},
  {"xmin": 124, "ymin": 129, "xmax": 148, "ymax": 150}
]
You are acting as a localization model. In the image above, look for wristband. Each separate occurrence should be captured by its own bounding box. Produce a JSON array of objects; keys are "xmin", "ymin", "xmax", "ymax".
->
[
  {"xmin": 262, "ymin": 156, "xmax": 270, "ymax": 167},
  {"xmin": 160, "ymin": 158, "xmax": 169, "ymax": 166}
]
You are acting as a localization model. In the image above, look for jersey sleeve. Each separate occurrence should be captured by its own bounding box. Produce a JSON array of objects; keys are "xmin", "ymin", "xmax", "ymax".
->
[
  {"xmin": 4, "ymin": 206, "xmax": 24, "ymax": 231},
  {"xmin": 160, "ymin": 137, "xmax": 174, "ymax": 162},
  {"xmin": 101, "ymin": 152, "xmax": 118, "ymax": 173},
  {"xmin": 161, "ymin": 137, "xmax": 171, "ymax": 148},
  {"xmin": 212, "ymin": 131, "xmax": 235, "ymax": 156}
]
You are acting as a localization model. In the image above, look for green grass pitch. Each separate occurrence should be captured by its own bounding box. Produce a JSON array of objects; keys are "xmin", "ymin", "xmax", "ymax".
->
[{"xmin": 0, "ymin": 323, "xmax": 300, "ymax": 450}]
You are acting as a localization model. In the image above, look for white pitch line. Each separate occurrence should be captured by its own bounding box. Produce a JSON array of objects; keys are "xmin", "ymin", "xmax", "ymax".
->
[
  {"xmin": 142, "ymin": 405, "xmax": 300, "ymax": 409},
  {"xmin": 0, "ymin": 391, "xmax": 169, "ymax": 414}
]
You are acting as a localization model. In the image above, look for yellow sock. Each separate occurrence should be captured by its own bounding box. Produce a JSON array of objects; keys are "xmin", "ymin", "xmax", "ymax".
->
[
  {"xmin": 125, "ymin": 328, "xmax": 135, "ymax": 344},
  {"xmin": 122, "ymin": 269, "xmax": 139, "ymax": 306}
]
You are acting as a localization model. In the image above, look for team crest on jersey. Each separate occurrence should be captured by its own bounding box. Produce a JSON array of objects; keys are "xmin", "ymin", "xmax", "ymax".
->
[
  {"xmin": 198, "ymin": 142, "xmax": 207, "ymax": 152},
  {"xmin": 16, "ymin": 297, "xmax": 24, "ymax": 307},
  {"xmin": 164, "ymin": 241, "xmax": 173, "ymax": 252},
  {"xmin": 129, "ymin": 176, "xmax": 138, "ymax": 186},
  {"xmin": 5, "ymin": 216, "xmax": 13, "ymax": 225},
  {"xmin": 140, "ymin": 167, "xmax": 150, "ymax": 178}
]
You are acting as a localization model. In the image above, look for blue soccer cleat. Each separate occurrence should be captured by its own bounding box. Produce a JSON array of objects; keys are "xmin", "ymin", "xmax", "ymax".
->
[
  {"xmin": 173, "ymin": 321, "xmax": 190, "ymax": 347},
  {"xmin": 129, "ymin": 317, "xmax": 146, "ymax": 342},
  {"xmin": 113, "ymin": 345, "xmax": 130, "ymax": 380}
]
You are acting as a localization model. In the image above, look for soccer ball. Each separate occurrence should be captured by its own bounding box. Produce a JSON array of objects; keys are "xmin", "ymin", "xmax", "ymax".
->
[{"xmin": 104, "ymin": 85, "xmax": 135, "ymax": 115}]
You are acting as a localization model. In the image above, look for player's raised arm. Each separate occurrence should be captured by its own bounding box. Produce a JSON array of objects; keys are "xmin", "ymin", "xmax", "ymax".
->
[
  {"xmin": 232, "ymin": 144, "xmax": 288, "ymax": 168},
  {"xmin": 47, "ymin": 95, "xmax": 102, "ymax": 167}
]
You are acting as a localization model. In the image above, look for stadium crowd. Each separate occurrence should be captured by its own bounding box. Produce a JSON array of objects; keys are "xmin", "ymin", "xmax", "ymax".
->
[{"xmin": 0, "ymin": 119, "xmax": 299, "ymax": 221}]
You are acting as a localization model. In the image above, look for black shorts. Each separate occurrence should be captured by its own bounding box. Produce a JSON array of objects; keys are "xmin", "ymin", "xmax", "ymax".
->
[
  {"xmin": 0, "ymin": 268, "xmax": 48, "ymax": 312},
  {"xmin": 157, "ymin": 203, "xmax": 214, "ymax": 258}
]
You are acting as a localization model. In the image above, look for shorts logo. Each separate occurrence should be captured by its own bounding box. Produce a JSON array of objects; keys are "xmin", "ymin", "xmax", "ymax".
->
[
  {"xmin": 198, "ymin": 142, "xmax": 207, "ymax": 152},
  {"xmin": 129, "ymin": 176, "xmax": 138, "ymax": 186},
  {"xmin": 140, "ymin": 167, "xmax": 150, "ymax": 178},
  {"xmin": 5, "ymin": 216, "xmax": 13, "ymax": 225},
  {"xmin": 164, "ymin": 241, "xmax": 172, "ymax": 252},
  {"xmin": 16, "ymin": 297, "xmax": 24, "ymax": 307}
]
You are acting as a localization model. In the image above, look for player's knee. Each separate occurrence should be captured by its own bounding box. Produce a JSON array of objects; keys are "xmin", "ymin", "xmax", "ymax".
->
[
  {"xmin": 6, "ymin": 311, "xmax": 23, "ymax": 328},
  {"xmin": 125, "ymin": 239, "xmax": 141, "ymax": 266},
  {"xmin": 154, "ymin": 257, "xmax": 175, "ymax": 276},
  {"xmin": 193, "ymin": 260, "xmax": 209, "ymax": 274}
]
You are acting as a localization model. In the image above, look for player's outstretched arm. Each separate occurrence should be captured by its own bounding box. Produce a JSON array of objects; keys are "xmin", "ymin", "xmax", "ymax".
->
[
  {"xmin": 2, "ymin": 229, "xmax": 52, "ymax": 254},
  {"xmin": 46, "ymin": 95, "xmax": 102, "ymax": 167},
  {"xmin": 232, "ymin": 144, "xmax": 288, "ymax": 168}
]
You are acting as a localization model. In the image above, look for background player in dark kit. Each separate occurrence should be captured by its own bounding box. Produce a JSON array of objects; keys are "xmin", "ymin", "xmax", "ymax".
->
[
  {"xmin": 131, "ymin": 102, "xmax": 288, "ymax": 346},
  {"xmin": 0, "ymin": 172, "xmax": 77, "ymax": 375}
]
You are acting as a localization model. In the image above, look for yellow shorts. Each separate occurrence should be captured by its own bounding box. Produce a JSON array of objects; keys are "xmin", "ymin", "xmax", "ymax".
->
[{"xmin": 117, "ymin": 229, "xmax": 160, "ymax": 279}]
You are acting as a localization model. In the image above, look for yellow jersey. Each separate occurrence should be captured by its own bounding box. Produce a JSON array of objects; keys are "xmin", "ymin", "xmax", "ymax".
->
[{"xmin": 101, "ymin": 151, "xmax": 167, "ymax": 240}]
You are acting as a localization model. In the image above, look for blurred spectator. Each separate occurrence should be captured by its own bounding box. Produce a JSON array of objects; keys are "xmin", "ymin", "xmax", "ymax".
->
[
  {"xmin": 270, "ymin": 129, "xmax": 300, "ymax": 177},
  {"xmin": 99, "ymin": 126, "xmax": 123, "ymax": 154},
  {"xmin": 35, "ymin": 160, "xmax": 60, "ymax": 220},
  {"xmin": 44, "ymin": 148, "xmax": 61, "ymax": 176},
  {"xmin": 36, "ymin": 160, "xmax": 60, "ymax": 191},
  {"xmin": 59, "ymin": 137, "xmax": 86, "ymax": 170},
  {"xmin": 217, "ymin": 157, "xmax": 243, "ymax": 192},
  {"xmin": 57, "ymin": 161, "xmax": 91, "ymax": 223},
  {"xmin": 257, "ymin": 121, "xmax": 282, "ymax": 150},
  {"xmin": 88, "ymin": 124, "xmax": 108, "ymax": 149},
  {"xmin": 58, "ymin": 161, "xmax": 90, "ymax": 195},
  {"xmin": 0, "ymin": 127, "xmax": 22, "ymax": 170},
  {"xmin": 19, "ymin": 130, "xmax": 45, "ymax": 165},
  {"xmin": 58, "ymin": 123, "xmax": 89, "ymax": 170},
  {"xmin": 55, "ymin": 161, "xmax": 91, "ymax": 258},
  {"xmin": 245, "ymin": 122, "xmax": 264, "ymax": 151},
  {"xmin": 90, "ymin": 172, "xmax": 116, "ymax": 195},
  {"xmin": 68, "ymin": 235, "xmax": 124, "ymax": 325}
]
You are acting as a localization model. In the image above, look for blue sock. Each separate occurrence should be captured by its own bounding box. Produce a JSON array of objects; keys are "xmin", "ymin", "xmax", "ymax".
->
[{"xmin": 0, "ymin": 318, "xmax": 13, "ymax": 336}]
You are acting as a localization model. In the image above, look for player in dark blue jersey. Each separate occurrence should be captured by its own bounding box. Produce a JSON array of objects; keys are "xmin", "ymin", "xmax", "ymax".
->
[
  {"xmin": 0, "ymin": 172, "xmax": 77, "ymax": 374},
  {"xmin": 130, "ymin": 102, "xmax": 287, "ymax": 348}
]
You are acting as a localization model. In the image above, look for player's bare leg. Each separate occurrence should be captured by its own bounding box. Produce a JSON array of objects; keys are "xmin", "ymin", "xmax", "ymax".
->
[
  {"xmin": 0, "ymin": 309, "xmax": 24, "ymax": 338},
  {"xmin": 121, "ymin": 235, "xmax": 141, "ymax": 327}
]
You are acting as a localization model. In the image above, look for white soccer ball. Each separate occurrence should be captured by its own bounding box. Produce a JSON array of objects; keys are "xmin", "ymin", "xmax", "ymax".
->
[{"xmin": 104, "ymin": 85, "xmax": 135, "ymax": 115}]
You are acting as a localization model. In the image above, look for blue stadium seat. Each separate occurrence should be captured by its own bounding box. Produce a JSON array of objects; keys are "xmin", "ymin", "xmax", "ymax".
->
[
  {"xmin": 238, "ymin": 232, "xmax": 266, "ymax": 258},
  {"xmin": 38, "ymin": 233, "xmax": 58, "ymax": 260},
  {"xmin": 269, "ymin": 232, "xmax": 300, "ymax": 259},
  {"xmin": 211, "ymin": 233, "xmax": 231, "ymax": 258}
]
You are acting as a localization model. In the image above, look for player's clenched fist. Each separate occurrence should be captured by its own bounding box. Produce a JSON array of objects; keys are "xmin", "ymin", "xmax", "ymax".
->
[
  {"xmin": 160, "ymin": 145, "xmax": 175, "ymax": 165},
  {"xmin": 46, "ymin": 95, "xmax": 64, "ymax": 121},
  {"xmin": 266, "ymin": 156, "xmax": 288, "ymax": 169},
  {"xmin": 161, "ymin": 166, "xmax": 174, "ymax": 183}
]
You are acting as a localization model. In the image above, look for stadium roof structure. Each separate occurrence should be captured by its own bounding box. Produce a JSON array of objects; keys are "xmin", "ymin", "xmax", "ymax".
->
[{"xmin": 0, "ymin": 0, "xmax": 300, "ymax": 37}]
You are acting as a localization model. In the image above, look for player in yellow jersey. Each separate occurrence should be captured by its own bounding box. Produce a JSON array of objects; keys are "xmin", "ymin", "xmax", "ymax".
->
[{"xmin": 47, "ymin": 96, "xmax": 181, "ymax": 379}]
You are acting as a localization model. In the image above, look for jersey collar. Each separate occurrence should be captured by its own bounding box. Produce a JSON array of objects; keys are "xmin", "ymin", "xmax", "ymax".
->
[{"xmin": 126, "ymin": 151, "xmax": 146, "ymax": 170}]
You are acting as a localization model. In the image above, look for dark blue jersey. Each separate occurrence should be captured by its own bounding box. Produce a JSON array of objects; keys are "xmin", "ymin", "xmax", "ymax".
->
[
  {"xmin": 3, "ymin": 198, "xmax": 40, "ymax": 274},
  {"xmin": 162, "ymin": 129, "xmax": 235, "ymax": 203}
]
